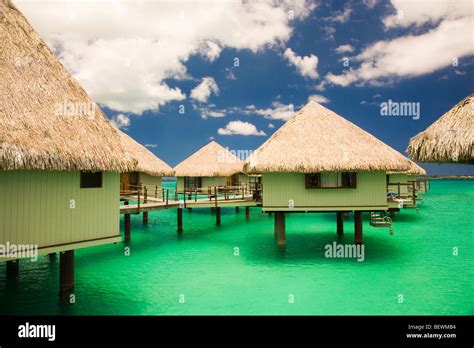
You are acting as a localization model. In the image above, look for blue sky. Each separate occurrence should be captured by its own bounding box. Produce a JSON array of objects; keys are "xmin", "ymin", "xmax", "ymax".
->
[{"xmin": 17, "ymin": 0, "xmax": 474, "ymax": 175}]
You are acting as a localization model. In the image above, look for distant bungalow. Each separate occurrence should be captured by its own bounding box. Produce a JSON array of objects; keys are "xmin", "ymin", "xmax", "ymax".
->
[
  {"xmin": 0, "ymin": 1, "xmax": 135, "ymax": 296},
  {"xmin": 174, "ymin": 141, "xmax": 247, "ymax": 194},
  {"xmin": 246, "ymin": 101, "xmax": 418, "ymax": 246},
  {"xmin": 386, "ymin": 160, "xmax": 426, "ymax": 214},
  {"xmin": 407, "ymin": 93, "xmax": 473, "ymax": 164},
  {"xmin": 118, "ymin": 131, "xmax": 174, "ymax": 193}
]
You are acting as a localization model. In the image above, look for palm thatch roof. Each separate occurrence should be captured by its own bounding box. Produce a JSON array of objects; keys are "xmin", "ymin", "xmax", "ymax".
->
[
  {"xmin": 174, "ymin": 141, "xmax": 244, "ymax": 177},
  {"xmin": 407, "ymin": 94, "xmax": 473, "ymax": 164},
  {"xmin": 0, "ymin": 0, "xmax": 135, "ymax": 172},
  {"xmin": 387, "ymin": 159, "xmax": 426, "ymax": 176},
  {"xmin": 246, "ymin": 101, "xmax": 419, "ymax": 173},
  {"xmin": 118, "ymin": 131, "xmax": 174, "ymax": 176}
]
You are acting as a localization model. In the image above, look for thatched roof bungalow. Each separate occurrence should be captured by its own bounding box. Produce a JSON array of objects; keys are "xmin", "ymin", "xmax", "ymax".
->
[
  {"xmin": 174, "ymin": 141, "xmax": 247, "ymax": 191},
  {"xmin": 0, "ymin": 0, "xmax": 134, "ymax": 288},
  {"xmin": 387, "ymin": 160, "xmax": 427, "ymax": 211},
  {"xmin": 407, "ymin": 94, "xmax": 473, "ymax": 164},
  {"xmin": 246, "ymin": 101, "xmax": 420, "ymax": 245},
  {"xmin": 118, "ymin": 131, "xmax": 174, "ymax": 194}
]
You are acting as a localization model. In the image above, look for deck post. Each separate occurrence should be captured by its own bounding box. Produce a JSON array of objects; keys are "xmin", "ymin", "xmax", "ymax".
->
[
  {"xmin": 235, "ymin": 206, "xmax": 240, "ymax": 212},
  {"xmin": 354, "ymin": 211, "xmax": 363, "ymax": 245},
  {"xmin": 59, "ymin": 250, "xmax": 74, "ymax": 298},
  {"xmin": 143, "ymin": 211, "xmax": 148, "ymax": 224},
  {"xmin": 337, "ymin": 212, "xmax": 344, "ymax": 236},
  {"xmin": 124, "ymin": 214, "xmax": 131, "ymax": 241},
  {"xmin": 245, "ymin": 206, "xmax": 250, "ymax": 220},
  {"xmin": 216, "ymin": 207, "xmax": 221, "ymax": 225},
  {"xmin": 48, "ymin": 253, "xmax": 56, "ymax": 262},
  {"xmin": 274, "ymin": 212, "xmax": 286, "ymax": 247},
  {"xmin": 6, "ymin": 260, "xmax": 19, "ymax": 279},
  {"xmin": 177, "ymin": 208, "xmax": 183, "ymax": 234},
  {"xmin": 389, "ymin": 209, "xmax": 395, "ymax": 219},
  {"xmin": 124, "ymin": 201, "xmax": 131, "ymax": 242}
]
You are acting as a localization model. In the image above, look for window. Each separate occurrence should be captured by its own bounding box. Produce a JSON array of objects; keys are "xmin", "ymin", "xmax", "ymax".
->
[
  {"xmin": 80, "ymin": 171, "xmax": 102, "ymax": 188},
  {"xmin": 305, "ymin": 173, "xmax": 321, "ymax": 188},
  {"xmin": 341, "ymin": 172, "xmax": 357, "ymax": 188},
  {"xmin": 184, "ymin": 176, "xmax": 202, "ymax": 190},
  {"xmin": 305, "ymin": 172, "xmax": 357, "ymax": 189}
]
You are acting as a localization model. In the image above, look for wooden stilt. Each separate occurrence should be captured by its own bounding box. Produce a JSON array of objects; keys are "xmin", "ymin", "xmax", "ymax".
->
[
  {"xmin": 59, "ymin": 250, "xmax": 74, "ymax": 298},
  {"xmin": 245, "ymin": 206, "xmax": 250, "ymax": 220},
  {"xmin": 389, "ymin": 209, "xmax": 395, "ymax": 219},
  {"xmin": 337, "ymin": 212, "xmax": 344, "ymax": 236},
  {"xmin": 235, "ymin": 206, "xmax": 240, "ymax": 212},
  {"xmin": 354, "ymin": 211, "xmax": 363, "ymax": 245},
  {"xmin": 143, "ymin": 211, "xmax": 148, "ymax": 224},
  {"xmin": 48, "ymin": 253, "xmax": 56, "ymax": 262},
  {"xmin": 177, "ymin": 208, "xmax": 183, "ymax": 234},
  {"xmin": 6, "ymin": 260, "xmax": 19, "ymax": 280},
  {"xmin": 124, "ymin": 214, "xmax": 131, "ymax": 242},
  {"xmin": 274, "ymin": 212, "xmax": 286, "ymax": 247},
  {"xmin": 216, "ymin": 207, "xmax": 221, "ymax": 225}
]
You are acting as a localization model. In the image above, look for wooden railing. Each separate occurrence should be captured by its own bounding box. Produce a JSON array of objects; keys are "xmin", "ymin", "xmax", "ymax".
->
[
  {"xmin": 387, "ymin": 181, "xmax": 417, "ymax": 205},
  {"xmin": 120, "ymin": 182, "xmax": 262, "ymax": 209},
  {"xmin": 120, "ymin": 183, "xmax": 171, "ymax": 208}
]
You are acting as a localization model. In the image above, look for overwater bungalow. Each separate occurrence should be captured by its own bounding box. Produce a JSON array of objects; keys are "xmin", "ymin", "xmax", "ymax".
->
[
  {"xmin": 407, "ymin": 93, "xmax": 473, "ymax": 164},
  {"xmin": 174, "ymin": 141, "xmax": 248, "ymax": 197},
  {"xmin": 0, "ymin": 1, "xmax": 136, "ymax": 296},
  {"xmin": 245, "ymin": 101, "xmax": 418, "ymax": 246},
  {"xmin": 386, "ymin": 160, "xmax": 426, "ymax": 215},
  {"xmin": 118, "ymin": 131, "xmax": 174, "ymax": 196}
]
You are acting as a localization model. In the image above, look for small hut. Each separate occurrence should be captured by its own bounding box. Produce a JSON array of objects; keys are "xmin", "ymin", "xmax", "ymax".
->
[
  {"xmin": 386, "ymin": 160, "xmax": 426, "ymax": 214},
  {"xmin": 407, "ymin": 94, "xmax": 473, "ymax": 164},
  {"xmin": 174, "ymin": 141, "xmax": 247, "ymax": 194},
  {"xmin": 246, "ymin": 101, "xmax": 418, "ymax": 246},
  {"xmin": 0, "ymin": 0, "xmax": 135, "ymax": 296},
  {"xmin": 118, "ymin": 131, "xmax": 174, "ymax": 197}
]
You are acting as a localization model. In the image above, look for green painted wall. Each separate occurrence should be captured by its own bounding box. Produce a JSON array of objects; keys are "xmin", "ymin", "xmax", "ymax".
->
[
  {"xmin": 0, "ymin": 170, "xmax": 120, "ymax": 250},
  {"xmin": 388, "ymin": 174, "xmax": 410, "ymax": 195},
  {"xmin": 262, "ymin": 171, "xmax": 387, "ymax": 211},
  {"xmin": 139, "ymin": 173, "xmax": 162, "ymax": 188}
]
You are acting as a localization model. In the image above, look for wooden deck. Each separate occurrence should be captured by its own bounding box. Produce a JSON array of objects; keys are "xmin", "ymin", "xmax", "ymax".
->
[{"xmin": 119, "ymin": 194, "xmax": 260, "ymax": 214}]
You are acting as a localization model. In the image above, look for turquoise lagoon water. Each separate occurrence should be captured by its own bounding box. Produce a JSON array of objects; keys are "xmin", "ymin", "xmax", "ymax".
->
[{"xmin": 1, "ymin": 180, "xmax": 473, "ymax": 315}]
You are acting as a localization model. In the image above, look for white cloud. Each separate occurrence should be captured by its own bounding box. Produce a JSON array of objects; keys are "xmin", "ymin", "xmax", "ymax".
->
[
  {"xmin": 283, "ymin": 48, "xmax": 319, "ymax": 79},
  {"xmin": 268, "ymin": 123, "xmax": 275, "ymax": 128},
  {"xmin": 247, "ymin": 101, "xmax": 296, "ymax": 121},
  {"xmin": 109, "ymin": 113, "xmax": 130, "ymax": 129},
  {"xmin": 145, "ymin": 144, "xmax": 157, "ymax": 148},
  {"xmin": 331, "ymin": 6, "xmax": 352, "ymax": 23},
  {"xmin": 308, "ymin": 94, "xmax": 330, "ymax": 104},
  {"xmin": 363, "ymin": 0, "xmax": 378, "ymax": 9},
  {"xmin": 192, "ymin": 103, "xmax": 226, "ymax": 119},
  {"xmin": 335, "ymin": 44, "xmax": 354, "ymax": 54},
  {"xmin": 325, "ymin": 1, "xmax": 474, "ymax": 87},
  {"xmin": 203, "ymin": 41, "xmax": 221, "ymax": 61},
  {"xmin": 218, "ymin": 120, "xmax": 266, "ymax": 136},
  {"xmin": 383, "ymin": 0, "xmax": 471, "ymax": 28},
  {"xmin": 15, "ymin": 0, "xmax": 315, "ymax": 115},
  {"xmin": 190, "ymin": 77, "xmax": 219, "ymax": 103}
]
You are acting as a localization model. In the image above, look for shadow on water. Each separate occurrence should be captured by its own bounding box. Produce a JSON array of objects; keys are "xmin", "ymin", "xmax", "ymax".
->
[{"xmin": 242, "ymin": 229, "xmax": 403, "ymax": 266}]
